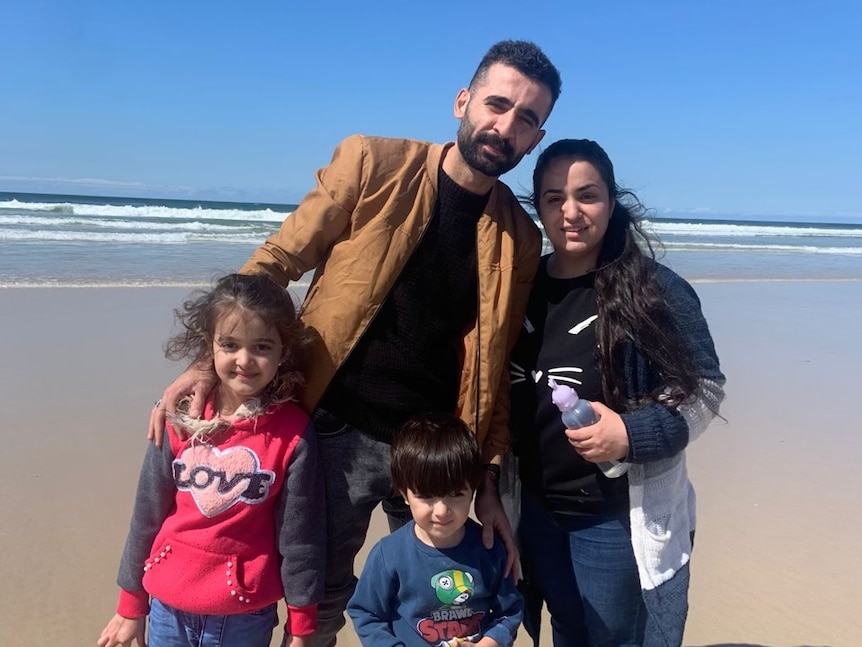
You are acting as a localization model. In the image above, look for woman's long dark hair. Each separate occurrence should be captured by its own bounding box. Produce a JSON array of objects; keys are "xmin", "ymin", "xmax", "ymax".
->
[{"xmin": 529, "ymin": 139, "xmax": 700, "ymax": 411}]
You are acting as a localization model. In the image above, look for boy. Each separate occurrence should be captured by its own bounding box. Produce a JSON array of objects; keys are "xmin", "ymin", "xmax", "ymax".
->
[{"xmin": 347, "ymin": 414, "xmax": 523, "ymax": 647}]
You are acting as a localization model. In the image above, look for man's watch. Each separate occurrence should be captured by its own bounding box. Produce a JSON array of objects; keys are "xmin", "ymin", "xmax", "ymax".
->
[{"xmin": 482, "ymin": 463, "xmax": 501, "ymax": 480}]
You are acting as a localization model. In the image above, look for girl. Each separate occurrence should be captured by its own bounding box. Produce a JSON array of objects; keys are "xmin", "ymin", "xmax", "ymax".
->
[
  {"xmin": 98, "ymin": 273, "xmax": 325, "ymax": 647},
  {"xmin": 509, "ymin": 140, "xmax": 725, "ymax": 647}
]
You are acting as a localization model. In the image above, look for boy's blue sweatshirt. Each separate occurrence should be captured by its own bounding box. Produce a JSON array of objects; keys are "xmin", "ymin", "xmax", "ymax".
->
[{"xmin": 347, "ymin": 519, "xmax": 523, "ymax": 647}]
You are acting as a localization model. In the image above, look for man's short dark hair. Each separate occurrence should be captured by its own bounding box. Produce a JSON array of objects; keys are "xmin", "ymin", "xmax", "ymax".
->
[{"xmin": 470, "ymin": 39, "xmax": 562, "ymax": 107}]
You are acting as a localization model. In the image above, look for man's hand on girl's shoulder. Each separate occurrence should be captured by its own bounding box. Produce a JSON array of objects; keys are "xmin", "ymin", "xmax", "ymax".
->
[{"xmin": 147, "ymin": 365, "xmax": 216, "ymax": 446}]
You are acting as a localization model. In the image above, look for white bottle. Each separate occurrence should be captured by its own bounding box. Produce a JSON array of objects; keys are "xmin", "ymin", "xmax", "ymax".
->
[{"xmin": 548, "ymin": 377, "xmax": 629, "ymax": 478}]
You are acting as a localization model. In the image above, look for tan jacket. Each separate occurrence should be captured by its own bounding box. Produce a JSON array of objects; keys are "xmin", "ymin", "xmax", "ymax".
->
[{"xmin": 241, "ymin": 134, "xmax": 541, "ymax": 457}]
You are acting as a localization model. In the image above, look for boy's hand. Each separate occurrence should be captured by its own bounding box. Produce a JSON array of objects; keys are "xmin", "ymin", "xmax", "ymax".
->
[
  {"xmin": 456, "ymin": 637, "xmax": 500, "ymax": 647},
  {"xmin": 97, "ymin": 614, "xmax": 146, "ymax": 647}
]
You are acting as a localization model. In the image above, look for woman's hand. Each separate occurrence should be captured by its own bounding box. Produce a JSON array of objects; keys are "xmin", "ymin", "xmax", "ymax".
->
[{"xmin": 563, "ymin": 401, "xmax": 629, "ymax": 463}]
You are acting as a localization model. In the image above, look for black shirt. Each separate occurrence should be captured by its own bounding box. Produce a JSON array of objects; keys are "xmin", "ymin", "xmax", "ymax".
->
[
  {"xmin": 320, "ymin": 169, "xmax": 488, "ymax": 440},
  {"xmin": 509, "ymin": 258, "xmax": 629, "ymax": 516}
]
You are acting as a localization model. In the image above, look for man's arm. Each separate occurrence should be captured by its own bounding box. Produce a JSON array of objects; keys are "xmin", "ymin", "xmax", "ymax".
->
[
  {"xmin": 480, "ymin": 212, "xmax": 542, "ymax": 459},
  {"xmin": 150, "ymin": 135, "xmax": 366, "ymax": 441},
  {"xmin": 474, "ymin": 465, "xmax": 517, "ymax": 581},
  {"xmin": 475, "ymin": 214, "xmax": 541, "ymax": 578},
  {"xmin": 239, "ymin": 135, "xmax": 364, "ymax": 283}
]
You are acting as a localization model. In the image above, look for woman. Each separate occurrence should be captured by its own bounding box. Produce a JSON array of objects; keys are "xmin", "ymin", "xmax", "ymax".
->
[{"xmin": 509, "ymin": 139, "xmax": 725, "ymax": 647}]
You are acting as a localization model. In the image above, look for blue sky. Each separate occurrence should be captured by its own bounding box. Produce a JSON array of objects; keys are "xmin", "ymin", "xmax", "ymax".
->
[{"xmin": 1, "ymin": 0, "xmax": 860, "ymax": 220}]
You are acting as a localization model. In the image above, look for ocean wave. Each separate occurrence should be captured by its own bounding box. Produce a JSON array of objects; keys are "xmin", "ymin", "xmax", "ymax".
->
[
  {"xmin": 0, "ymin": 214, "xmax": 276, "ymax": 233},
  {"xmin": 39, "ymin": 204, "xmax": 75, "ymax": 214},
  {"xmin": 0, "ymin": 199, "xmax": 290, "ymax": 223},
  {"xmin": 645, "ymin": 220, "xmax": 862, "ymax": 238},
  {"xmin": 663, "ymin": 241, "xmax": 862, "ymax": 255},
  {"xmin": 0, "ymin": 228, "xmax": 270, "ymax": 244}
]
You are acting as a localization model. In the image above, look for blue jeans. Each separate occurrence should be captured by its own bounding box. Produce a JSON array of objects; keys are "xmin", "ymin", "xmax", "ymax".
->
[
  {"xmin": 309, "ymin": 409, "xmax": 410, "ymax": 647},
  {"xmin": 519, "ymin": 493, "xmax": 646, "ymax": 647},
  {"xmin": 147, "ymin": 598, "xmax": 277, "ymax": 647}
]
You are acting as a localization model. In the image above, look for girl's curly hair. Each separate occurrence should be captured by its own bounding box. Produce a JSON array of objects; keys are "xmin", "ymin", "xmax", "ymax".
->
[{"xmin": 164, "ymin": 273, "xmax": 312, "ymax": 406}]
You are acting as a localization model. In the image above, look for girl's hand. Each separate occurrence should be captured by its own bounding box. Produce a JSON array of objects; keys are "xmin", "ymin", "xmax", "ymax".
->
[
  {"xmin": 563, "ymin": 401, "xmax": 629, "ymax": 463},
  {"xmin": 97, "ymin": 614, "xmax": 146, "ymax": 647},
  {"xmin": 282, "ymin": 634, "xmax": 309, "ymax": 647}
]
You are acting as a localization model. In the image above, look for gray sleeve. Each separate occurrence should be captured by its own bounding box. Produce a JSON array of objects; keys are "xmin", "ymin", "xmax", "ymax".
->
[
  {"xmin": 277, "ymin": 419, "xmax": 326, "ymax": 608},
  {"xmin": 117, "ymin": 439, "xmax": 177, "ymax": 592}
]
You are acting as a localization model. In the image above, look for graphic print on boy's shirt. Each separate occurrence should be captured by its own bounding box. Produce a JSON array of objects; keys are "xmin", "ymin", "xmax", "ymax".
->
[
  {"xmin": 416, "ymin": 568, "xmax": 484, "ymax": 646},
  {"xmin": 172, "ymin": 444, "xmax": 276, "ymax": 517}
]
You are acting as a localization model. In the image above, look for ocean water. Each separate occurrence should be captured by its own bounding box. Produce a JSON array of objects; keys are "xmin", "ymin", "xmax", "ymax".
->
[{"xmin": 2, "ymin": 191, "xmax": 861, "ymax": 288}]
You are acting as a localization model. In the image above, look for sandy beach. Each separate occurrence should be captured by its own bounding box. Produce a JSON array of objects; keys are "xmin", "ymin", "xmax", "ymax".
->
[{"xmin": 1, "ymin": 281, "xmax": 860, "ymax": 647}]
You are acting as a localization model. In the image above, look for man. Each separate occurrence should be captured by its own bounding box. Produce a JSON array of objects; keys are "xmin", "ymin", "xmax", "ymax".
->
[{"xmin": 151, "ymin": 40, "xmax": 561, "ymax": 647}]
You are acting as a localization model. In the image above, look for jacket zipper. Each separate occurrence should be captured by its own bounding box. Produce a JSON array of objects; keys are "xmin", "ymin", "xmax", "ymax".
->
[{"xmin": 474, "ymin": 226, "xmax": 482, "ymax": 435}]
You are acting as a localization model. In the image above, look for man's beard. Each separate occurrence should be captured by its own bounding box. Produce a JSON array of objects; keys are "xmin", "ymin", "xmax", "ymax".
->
[{"xmin": 456, "ymin": 119, "xmax": 523, "ymax": 178}]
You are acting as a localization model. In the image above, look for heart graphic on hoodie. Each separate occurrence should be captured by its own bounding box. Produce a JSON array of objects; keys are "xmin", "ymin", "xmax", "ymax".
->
[{"xmin": 173, "ymin": 445, "xmax": 275, "ymax": 517}]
